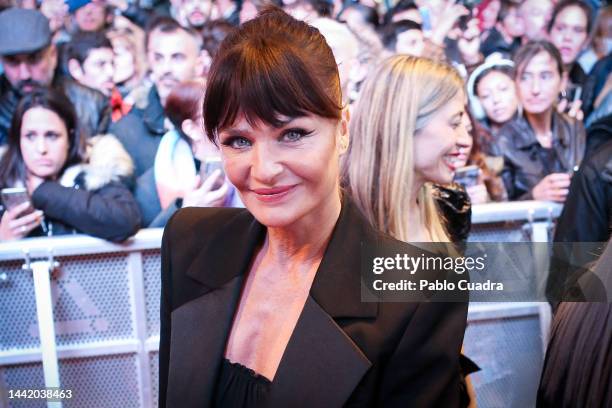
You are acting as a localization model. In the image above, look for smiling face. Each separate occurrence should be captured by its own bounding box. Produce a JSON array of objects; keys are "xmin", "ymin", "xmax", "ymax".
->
[
  {"xmin": 413, "ymin": 92, "xmax": 469, "ymax": 186},
  {"xmin": 476, "ymin": 70, "xmax": 518, "ymax": 125},
  {"xmin": 517, "ymin": 51, "xmax": 562, "ymax": 115},
  {"xmin": 549, "ymin": 5, "xmax": 589, "ymax": 66},
  {"xmin": 20, "ymin": 107, "xmax": 70, "ymax": 180},
  {"xmin": 218, "ymin": 113, "xmax": 347, "ymax": 228}
]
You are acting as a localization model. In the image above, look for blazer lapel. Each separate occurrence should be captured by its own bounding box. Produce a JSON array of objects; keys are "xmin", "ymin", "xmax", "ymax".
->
[
  {"xmin": 166, "ymin": 275, "xmax": 244, "ymax": 407},
  {"xmin": 167, "ymin": 211, "xmax": 264, "ymax": 407},
  {"xmin": 268, "ymin": 296, "xmax": 372, "ymax": 408}
]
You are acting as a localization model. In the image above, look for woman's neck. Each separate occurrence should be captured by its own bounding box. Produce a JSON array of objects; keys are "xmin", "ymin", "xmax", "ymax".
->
[
  {"xmin": 263, "ymin": 190, "xmax": 342, "ymax": 270},
  {"xmin": 525, "ymin": 109, "xmax": 553, "ymax": 148}
]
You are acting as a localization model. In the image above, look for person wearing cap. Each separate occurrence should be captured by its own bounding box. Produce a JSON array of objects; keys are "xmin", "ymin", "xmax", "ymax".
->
[{"xmin": 0, "ymin": 7, "xmax": 110, "ymax": 145}]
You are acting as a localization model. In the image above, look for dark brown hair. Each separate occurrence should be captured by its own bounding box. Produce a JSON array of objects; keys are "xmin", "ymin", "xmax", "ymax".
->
[
  {"xmin": 547, "ymin": 0, "xmax": 594, "ymax": 35},
  {"xmin": 203, "ymin": 6, "xmax": 342, "ymax": 142},
  {"xmin": 0, "ymin": 88, "xmax": 84, "ymax": 188},
  {"xmin": 165, "ymin": 80, "xmax": 206, "ymax": 130},
  {"xmin": 513, "ymin": 40, "xmax": 564, "ymax": 78}
]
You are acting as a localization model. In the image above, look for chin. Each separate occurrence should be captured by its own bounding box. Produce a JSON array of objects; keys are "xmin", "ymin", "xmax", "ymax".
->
[{"xmin": 248, "ymin": 207, "xmax": 302, "ymax": 228}]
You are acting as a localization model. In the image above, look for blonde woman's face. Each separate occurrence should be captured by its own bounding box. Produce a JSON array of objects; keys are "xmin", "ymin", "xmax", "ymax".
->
[{"xmin": 413, "ymin": 93, "xmax": 470, "ymax": 185}]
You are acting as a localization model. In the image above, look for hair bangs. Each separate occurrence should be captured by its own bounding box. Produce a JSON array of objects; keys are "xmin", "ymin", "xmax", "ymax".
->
[{"xmin": 204, "ymin": 37, "xmax": 341, "ymax": 141}]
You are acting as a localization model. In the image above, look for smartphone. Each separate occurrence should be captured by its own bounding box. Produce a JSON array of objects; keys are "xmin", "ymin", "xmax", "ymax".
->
[
  {"xmin": 200, "ymin": 157, "xmax": 225, "ymax": 190},
  {"xmin": 454, "ymin": 165, "xmax": 480, "ymax": 189},
  {"xmin": 1, "ymin": 187, "xmax": 33, "ymax": 213}
]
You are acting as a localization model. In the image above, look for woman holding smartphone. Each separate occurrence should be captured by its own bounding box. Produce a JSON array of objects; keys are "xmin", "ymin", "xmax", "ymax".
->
[
  {"xmin": 497, "ymin": 41, "xmax": 586, "ymax": 202},
  {"xmin": 134, "ymin": 80, "xmax": 240, "ymax": 228},
  {"xmin": 159, "ymin": 8, "xmax": 468, "ymax": 407},
  {"xmin": 0, "ymin": 88, "xmax": 140, "ymax": 241}
]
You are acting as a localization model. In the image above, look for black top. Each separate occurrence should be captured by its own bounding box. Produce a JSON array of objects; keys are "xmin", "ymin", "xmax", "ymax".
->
[{"xmin": 214, "ymin": 359, "xmax": 271, "ymax": 408}]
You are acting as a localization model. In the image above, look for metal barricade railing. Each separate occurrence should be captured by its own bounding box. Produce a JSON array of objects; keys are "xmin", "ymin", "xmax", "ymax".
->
[{"xmin": 0, "ymin": 201, "xmax": 563, "ymax": 408}]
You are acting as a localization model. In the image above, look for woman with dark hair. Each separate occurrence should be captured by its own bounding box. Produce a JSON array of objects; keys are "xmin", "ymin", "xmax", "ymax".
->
[
  {"xmin": 134, "ymin": 79, "xmax": 240, "ymax": 228},
  {"xmin": 498, "ymin": 41, "xmax": 586, "ymax": 201},
  {"xmin": 159, "ymin": 7, "xmax": 467, "ymax": 408},
  {"xmin": 466, "ymin": 58, "xmax": 518, "ymax": 149},
  {"xmin": 0, "ymin": 88, "xmax": 140, "ymax": 241}
]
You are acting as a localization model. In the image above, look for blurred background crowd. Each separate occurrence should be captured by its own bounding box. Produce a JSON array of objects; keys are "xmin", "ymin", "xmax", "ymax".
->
[{"xmin": 0, "ymin": 0, "xmax": 610, "ymax": 242}]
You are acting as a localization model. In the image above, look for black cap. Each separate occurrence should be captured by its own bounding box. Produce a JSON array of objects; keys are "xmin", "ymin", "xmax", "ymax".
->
[{"xmin": 0, "ymin": 8, "xmax": 51, "ymax": 56}]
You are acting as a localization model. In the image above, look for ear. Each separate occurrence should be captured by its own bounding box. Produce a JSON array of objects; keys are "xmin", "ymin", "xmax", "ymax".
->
[
  {"xmin": 338, "ymin": 107, "xmax": 350, "ymax": 155},
  {"xmin": 67, "ymin": 58, "xmax": 84, "ymax": 81},
  {"xmin": 181, "ymin": 119, "xmax": 201, "ymax": 141}
]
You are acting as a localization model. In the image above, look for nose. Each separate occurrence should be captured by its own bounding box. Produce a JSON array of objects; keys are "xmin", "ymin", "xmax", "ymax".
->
[
  {"xmin": 18, "ymin": 63, "xmax": 31, "ymax": 81},
  {"xmin": 251, "ymin": 141, "xmax": 283, "ymax": 184},
  {"xmin": 36, "ymin": 136, "xmax": 48, "ymax": 155},
  {"xmin": 456, "ymin": 121, "xmax": 472, "ymax": 149},
  {"xmin": 104, "ymin": 63, "xmax": 114, "ymax": 80},
  {"xmin": 530, "ymin": 77, "xmax": 541, "ymax": 95}
]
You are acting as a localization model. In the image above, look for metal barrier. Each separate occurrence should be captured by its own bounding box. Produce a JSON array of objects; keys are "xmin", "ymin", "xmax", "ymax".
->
[{"xmin": 0, "ymin": 201, "xmax": 562, "ymax": 408}]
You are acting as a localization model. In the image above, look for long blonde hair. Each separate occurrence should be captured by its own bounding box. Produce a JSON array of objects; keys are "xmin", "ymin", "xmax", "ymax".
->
[{"xmin": 343, "ymin": 55, "xmax": 464, "ymax": 242}]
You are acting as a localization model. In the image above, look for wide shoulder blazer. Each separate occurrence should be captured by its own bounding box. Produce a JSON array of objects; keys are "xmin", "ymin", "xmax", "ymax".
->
[{"xmin": 159, "ymin": 198, "xmax": 468, "ymax": 408}]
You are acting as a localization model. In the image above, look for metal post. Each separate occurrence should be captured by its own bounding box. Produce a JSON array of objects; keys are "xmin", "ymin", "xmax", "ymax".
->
[{"xmin": 26, "ymin": 250, "xmax": 62, "ymax": 408}]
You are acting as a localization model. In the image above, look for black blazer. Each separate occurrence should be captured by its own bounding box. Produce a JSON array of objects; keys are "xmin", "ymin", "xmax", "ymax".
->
[{"xmin": 159, "ymin": 198, "xmax": 468, "ymax": 407}]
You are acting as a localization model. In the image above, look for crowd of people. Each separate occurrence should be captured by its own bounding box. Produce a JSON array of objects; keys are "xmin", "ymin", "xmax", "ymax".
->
[
  {"xmin": 0, "ymin": 0, "xmax": 609, "ymax": 406},
  {"xmin": 0, "ymin": 0, "xmax": 609, "ymax": 243},
  {"xmin": 0, "ymin": 0, "xmax": 605, "ymax": 243}
]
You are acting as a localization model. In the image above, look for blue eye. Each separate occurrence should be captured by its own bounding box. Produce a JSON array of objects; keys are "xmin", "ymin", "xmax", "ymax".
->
[
  {"xmin": 281, "ymin": 128, "xmax": 313, "ymax": 143},
  {"xmin": 222, "ymin": 136, "xmax": 252, "ymax": 150}
]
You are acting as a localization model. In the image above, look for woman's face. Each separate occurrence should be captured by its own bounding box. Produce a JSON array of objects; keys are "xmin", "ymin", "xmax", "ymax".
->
[
  {"xmin": 112, "ymin": 42, "xmax": 136, "ymax": 85},
  {"xmin": 413, "ymin": 92, "xmax": 470, "ymax": 185},
  {"xmin": 218, "ymin": 113, "xmax": 347, "ymax": 228},
  {"xmin": 20, "ymin": 107, "xmax": 70, "ymax": 180},
  {"xmin": 476, "ymin": 70, "xmax": 518, "ymax": 125},
  {"xmin": 516, "ymin": 51, "xmax": 562, "ymax": 115},
  {"xmin": 549, "ymin": 5, "xmax": 589, "ymax": 66}
]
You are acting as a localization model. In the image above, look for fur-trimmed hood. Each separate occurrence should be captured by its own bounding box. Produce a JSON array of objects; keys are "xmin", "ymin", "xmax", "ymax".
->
[{"xmin": 60, "ymin": 134, "xmax": 134, "ymax": 190}]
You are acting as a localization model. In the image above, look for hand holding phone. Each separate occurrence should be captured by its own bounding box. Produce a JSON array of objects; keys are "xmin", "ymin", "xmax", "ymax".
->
[
  {"xmin": 200, "ymin": 157, "xmax": 226, "ymax": 191},
  {"xmin": 0, "ymin": 200, "xmax": 44, "ymax": 241},
  {"xmin": 454, "ymin": 165, "xmax": 480, "ymax": 189}
]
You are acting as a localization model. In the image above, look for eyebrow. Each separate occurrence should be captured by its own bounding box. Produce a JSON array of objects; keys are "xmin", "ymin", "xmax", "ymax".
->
[
  {"xmin": 221, "ymin": 116, "xmax": 298, "ymax": 134},
  {"xmin": 451, "ymin": 111, "xmax": 464, "ymax": 120}
]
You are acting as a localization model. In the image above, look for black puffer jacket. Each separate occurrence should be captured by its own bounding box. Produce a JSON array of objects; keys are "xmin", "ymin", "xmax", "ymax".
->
[
  {"xmin": 0, "ymin": 135, "xmax": 141, "ymax": 242},
  {"xmin": 0, "ymin": 75, "xmax": 110, "ymax": 145},
  {"xmin": 498, "ymin": 111, "xmax": 586, "ymax": 200}
]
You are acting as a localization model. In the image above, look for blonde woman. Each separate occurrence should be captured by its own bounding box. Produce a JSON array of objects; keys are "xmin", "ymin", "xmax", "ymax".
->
[
  {"xmin": 344, "ymin": 55, "xmax": 472, "ymax": 243},
  {"xmin": 343, "ymin": 55, "xmax": 478, "ymax": 407}
]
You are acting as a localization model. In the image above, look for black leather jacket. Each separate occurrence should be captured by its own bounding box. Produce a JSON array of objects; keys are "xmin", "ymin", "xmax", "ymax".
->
[
  {"xmin": 498, "ymin": 112, "xmax": 586, "ymax": 200},
  {"xmin": 0, "ymin": 75, "xmax": 110, "ymax": 144}
]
